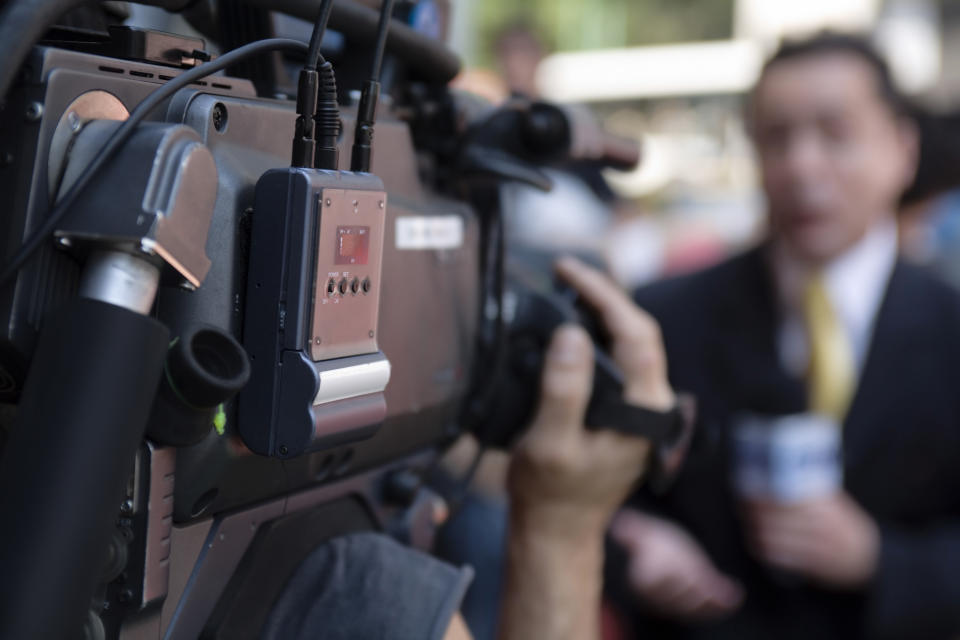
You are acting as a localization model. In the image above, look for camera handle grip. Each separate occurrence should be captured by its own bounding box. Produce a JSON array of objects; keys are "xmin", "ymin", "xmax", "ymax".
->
[{"xmin": 0, "ymin": 297, "xmax": 168, "ymax": 639}]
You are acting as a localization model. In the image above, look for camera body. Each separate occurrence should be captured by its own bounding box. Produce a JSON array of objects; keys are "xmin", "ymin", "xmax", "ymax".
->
[
  {"xmin": 0, "ymin": 5, "xmax": 659, "ymax": 637},
  {"xmin": 0, "ymin": 38, "xmax": 480, "ymax": 637}
]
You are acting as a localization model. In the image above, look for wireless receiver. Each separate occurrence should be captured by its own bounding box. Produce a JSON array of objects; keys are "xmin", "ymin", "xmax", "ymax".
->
[{"xmin": 238, "ymin": 1, "xmax": 395, "ymax": 458}]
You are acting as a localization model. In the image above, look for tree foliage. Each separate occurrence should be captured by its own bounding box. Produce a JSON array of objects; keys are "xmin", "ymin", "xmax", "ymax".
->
[{"xmin": 474, "ymin": 0, "xmax": 735, "ymax": 63}]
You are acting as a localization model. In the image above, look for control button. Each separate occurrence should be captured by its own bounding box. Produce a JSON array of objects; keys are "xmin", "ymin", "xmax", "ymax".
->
[
  {"xmin": 350, "ymin": 277, "xmax": 360, "ymax": 295},
  {"xmin": 338, "ymin": 278, "xmax": 348, "ymax": 295},
  {"xmin": 327, "ymin": 278, "xmax": 337, "ymax": 296},
  {"xmin": 362, "ymin": 277, "xmax": 371, "ymax": 294}
]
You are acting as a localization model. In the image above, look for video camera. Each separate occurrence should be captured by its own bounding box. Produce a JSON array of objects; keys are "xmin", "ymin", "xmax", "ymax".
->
[{"xmin": 0, "ymin": 2, "xmax": 680, "ymax": 638}]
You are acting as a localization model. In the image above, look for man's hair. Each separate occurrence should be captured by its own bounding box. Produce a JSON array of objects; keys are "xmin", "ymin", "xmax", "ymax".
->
[{"xmin": 757, "ymin": 31, "xmax": 909, "ymax": 118}]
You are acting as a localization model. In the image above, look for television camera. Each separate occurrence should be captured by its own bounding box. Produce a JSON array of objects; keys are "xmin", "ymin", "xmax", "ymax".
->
[{"xmin": 0, "ymin": 2, "xmax": 685, "ymax": 637}]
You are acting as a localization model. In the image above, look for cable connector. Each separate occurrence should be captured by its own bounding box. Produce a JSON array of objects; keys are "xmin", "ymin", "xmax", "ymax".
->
[
  {"xmin": 348, "ymin": 0, "xmax": 394, "ymax": 174},
  {"xmin": 350, "ymin": 80, "xmax": 380, "ymax": 173},
  {"xmin": 291, "ymin": 68, "xmax": 319, "ymax": 168},
  {"xmin": 313, "ymin": 60, "xmax": 341, "ymax": 170}
]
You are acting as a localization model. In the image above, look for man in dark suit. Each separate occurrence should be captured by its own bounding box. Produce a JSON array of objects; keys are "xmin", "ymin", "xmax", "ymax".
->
[{"xmin": 611, "ymin": 34, "xmax": 960, "ymax": 639}]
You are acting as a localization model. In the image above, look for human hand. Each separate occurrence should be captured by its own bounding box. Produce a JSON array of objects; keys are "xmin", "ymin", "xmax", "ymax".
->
[
  {"xmin": 742, "ymin": 492, "xmax": 880, "ymax": 588},
  {"xmin": 554, "ymin": 256, "xmax": 675, "ymax": 412},
  {"xmin": 508, "ymin": 256, "xmax": 674, "ymax": 540},
  {"xmin": 501, "ymin": 258, "xmax": 676, "ymax": 640},
  {"xmin": 508, "ymin": 325, "xmax": 651, "ymax": 541},
  {"xmin": 611, "ymin": 509, "xmax": 744, "ymax": 620}
]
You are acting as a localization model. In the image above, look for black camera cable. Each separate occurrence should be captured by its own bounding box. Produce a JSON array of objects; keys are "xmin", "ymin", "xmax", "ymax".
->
[
  {"xmin": 304, "ymin": 0, "xmax": 335, "ymax": 71},
  {"xmin": 0, "ymin": 37, "xmax": 310, "ymax": 290},
  {"xmin": 292, "ymin": 0, "xmax": 341, "ymax": 169},
  {"xmin": 350, "ymin": 0, "xmax": 395, "ymax": 173}
]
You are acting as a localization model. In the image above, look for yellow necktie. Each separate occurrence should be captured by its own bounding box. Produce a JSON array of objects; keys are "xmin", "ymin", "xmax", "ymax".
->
[{"xmin": 803, "ymin": 274, "xmax": 855, "ymax": 421}]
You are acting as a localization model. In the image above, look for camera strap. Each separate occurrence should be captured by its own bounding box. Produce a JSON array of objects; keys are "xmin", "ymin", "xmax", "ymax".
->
[{"xmin": 586, "ymin": 390, "xmax": 685, "ymax": 446}]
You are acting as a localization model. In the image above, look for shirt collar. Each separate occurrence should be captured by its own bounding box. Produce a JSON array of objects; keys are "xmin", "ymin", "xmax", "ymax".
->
[{"xmin": 771, "ymin": 217, "xmax": 898, "ymax": 353}]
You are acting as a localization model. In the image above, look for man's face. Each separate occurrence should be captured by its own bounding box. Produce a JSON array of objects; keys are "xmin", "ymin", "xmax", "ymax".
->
[
  {"xmin": 750, "ymin": 53, "xmax": 917, "ymax": 264},
  {"xmin": 496, "ymin": 34, "xmax": 543, "ymax": 98}
]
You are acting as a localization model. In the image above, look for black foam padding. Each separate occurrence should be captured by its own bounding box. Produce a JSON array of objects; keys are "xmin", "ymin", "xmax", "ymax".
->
[
  {"xmin": 147, "ymin": 324, "xmax": 251, "ymax": 447},
  {"xmin": 0, "ymin": 297, "xmax": 168, "ymax": 640}
]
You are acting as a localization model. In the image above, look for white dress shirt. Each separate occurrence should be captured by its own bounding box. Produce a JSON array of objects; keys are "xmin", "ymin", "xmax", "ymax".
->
[{"xmin": 771, "ymin": 218, "xmax": 899, "ymax": 379}]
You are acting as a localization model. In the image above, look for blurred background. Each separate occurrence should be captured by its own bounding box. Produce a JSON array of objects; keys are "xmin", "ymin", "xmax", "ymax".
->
[{"xmin": 439, "ymin": 0, "xmax": 960, "ymax": 288}]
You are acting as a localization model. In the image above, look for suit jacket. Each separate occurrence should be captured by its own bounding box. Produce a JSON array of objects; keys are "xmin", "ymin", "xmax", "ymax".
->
[{"xmin": 623, "ymin": 246, "xmax": 960, "ymax": 640}]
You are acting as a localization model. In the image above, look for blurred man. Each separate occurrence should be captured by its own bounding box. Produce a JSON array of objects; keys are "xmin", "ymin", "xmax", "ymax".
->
[
  {"xmin": 494, "ymin": 20, "xmax": 545, "ymax": 99},
  {"xmin": 613, "ymin": 33, "xmax": 960, "ymax": 639}
]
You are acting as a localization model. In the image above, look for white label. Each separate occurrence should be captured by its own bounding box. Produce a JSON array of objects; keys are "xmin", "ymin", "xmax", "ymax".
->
[
  {"xmin": 395, "ymin": 216, "xmax": 464, "ymax": 250},
  {"xmin": 732, "ymin": 413, "xmax": 842, "ymax": 503}
]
